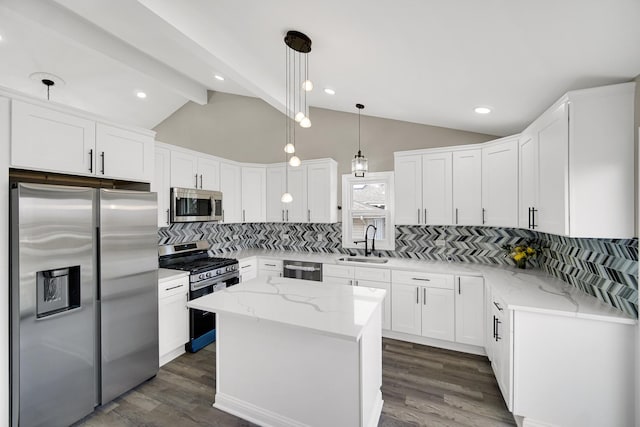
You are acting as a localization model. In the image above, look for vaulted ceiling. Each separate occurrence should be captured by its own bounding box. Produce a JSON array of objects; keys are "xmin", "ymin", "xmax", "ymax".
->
[{"xmin": 1, "ymin": 0, "xmax": 638, "ymax": 135}]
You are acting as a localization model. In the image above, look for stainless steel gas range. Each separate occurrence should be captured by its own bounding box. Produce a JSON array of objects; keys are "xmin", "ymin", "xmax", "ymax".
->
[{"xmin": 158, "ymin": 241, "xmax": 239, "ymax": 352}]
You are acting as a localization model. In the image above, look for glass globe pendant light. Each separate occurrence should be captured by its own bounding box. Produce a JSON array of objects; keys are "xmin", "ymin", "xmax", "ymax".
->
[{"xmin": 351, "ymin": 103, "xmax": 368, "ymax": 177}]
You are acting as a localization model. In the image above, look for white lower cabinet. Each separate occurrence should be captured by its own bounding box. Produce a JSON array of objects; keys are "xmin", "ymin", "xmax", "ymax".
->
[
  {"xmin": 158, "ymin": 275, "xmax": 189, "ymax": 367},
  {"xmin": 258, "ymin": 258, "xmax": 283, "ymax": 279},
  {"xmin": 454, "ymin": 275, "xmax": 484, "ymax": 346},
  {"xmin": 391, "ymin": 271, "xmax": 455, "ymax": 341},
  {"xmin": 239, "ymin": 257, "xmax": 257, "ymax": 283},
  {"xmin": 323, "ymin": 264, "xmax": 391, "ymax": 330},
  {"xmin": 490, "ymin": 294, "xmax": 513, "ymax": 410}
]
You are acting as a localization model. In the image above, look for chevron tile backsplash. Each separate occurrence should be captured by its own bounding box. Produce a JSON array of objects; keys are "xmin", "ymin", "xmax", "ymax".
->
[{"xmin": 159, "ymin": 222, "xmax": 638, "ymax": 317}]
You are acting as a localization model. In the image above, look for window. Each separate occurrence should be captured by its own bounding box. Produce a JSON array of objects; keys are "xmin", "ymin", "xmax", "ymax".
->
[{"xmin": 342, "ymin": 172, "xmax": 395, "ymax": 250}]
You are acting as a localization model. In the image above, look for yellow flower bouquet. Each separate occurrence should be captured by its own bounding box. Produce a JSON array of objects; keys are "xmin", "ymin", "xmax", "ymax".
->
[{"xmin": 503, "ymin": 242, "xmax": 539, "ymax": 269}]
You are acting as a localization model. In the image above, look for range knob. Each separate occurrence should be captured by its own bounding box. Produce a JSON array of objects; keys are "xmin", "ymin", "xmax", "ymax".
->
[
  {"xmin": 206, "ymin": 272, "xmax": 212, "ymax": 278},
  {"xmin": 198, "ymin": 274, "xmax": 205, "ymax": 280}
]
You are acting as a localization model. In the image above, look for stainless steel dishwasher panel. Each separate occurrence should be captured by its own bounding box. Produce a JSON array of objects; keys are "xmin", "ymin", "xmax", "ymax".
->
[{"xmin": 282, "ymin": 260, "xmax": 323, "ymax": 281}]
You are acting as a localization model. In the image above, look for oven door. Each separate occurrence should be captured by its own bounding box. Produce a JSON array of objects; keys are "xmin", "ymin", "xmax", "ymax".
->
[{"xmin": 171, "ymin": 187, "xmax": 222, "ymax": 222}]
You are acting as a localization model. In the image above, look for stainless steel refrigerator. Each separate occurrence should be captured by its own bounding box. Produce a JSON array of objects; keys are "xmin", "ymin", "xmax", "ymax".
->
[{"xmin": 10, "ymin": 183, "xmax": 159, "ymax": 427}]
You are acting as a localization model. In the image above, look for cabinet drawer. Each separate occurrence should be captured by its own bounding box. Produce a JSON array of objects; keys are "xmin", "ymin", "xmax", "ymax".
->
[
  {"xmin": 355, "ymin": 267, "xmax": 390, "ymax": 283},
  {"xmin": 323, "ymin": 264, "xmax": 354, "ymax": 279},
  {"xmin": 158, "ymin": 277, "xmax": 188, "ymax": 298},
  {"xmin": 239, "ymin": 257, "xmax": 256, "ymax": 270},
  {"xmin": 392, "ymin": 270, "xmax": 454, "ymax": 289},
  {"xmin": 258, "ymin": 258, "xmax": 283, "ymax": 271}
]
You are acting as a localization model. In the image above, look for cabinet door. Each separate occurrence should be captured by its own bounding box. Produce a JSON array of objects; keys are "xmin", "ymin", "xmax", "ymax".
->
[
  {"xmin": 11, "ymin": 100, "xmax": 95, "ymax": 175},
  {"xmin": 394, "ymin": 155, "xmax": 422, "ymax": 225},
  {"xmin": 220, "ymin": 162, "xmax": 242, "ymax": 223},
  {"xmin": 452, "ymin": 149, "xmax": 482, "ymax": 225},
  {"xmin": 307, "ymin": 162, "xmax": 336, "ymax": 223},
  {"xmin": 95, "ymin": 123, "xmax": 154, "ymax": 182},
  {"xmin": 287, "ymin": 165, "xmax": 308, "ymax": 222},
  {"xmin": 535, "ymin": 103, "xmax": 569, "ymax": 235},
  {"xmin": 481, "ymin": 138, "xmax": 518, "ymax": 227},
  {"xmin": 241, "ymin": 167, "xmax": 266, "ymax": 222},
  {"xmin": 170, "ymin": 151, "xmax": 199, "ymax": 189},
  {"xmin": 197, "ymin": 157, "xmax": 220, "ymax": 191},
  {"xmin": 158, "ymin": 291, "xmax": 189, "ymax": 360},
  {"xmin": 454, "ymin": 276, "xmax": 484, "ymax": 347},
  {"xmin": 391, "ymin": 283, "xmax": 422, "ymax": 335},
  {"xmin": 266, "ymin": 166, "xmax": 286, "ymax": 222},
  {"xmin": 357, "ymin": 280, "xmax": 391, "ymax": 330},
  {"xmin": 518, "ymin": 133, "xmax": 538, "ymax": 229},
  {"xmin": 422, "ymin": 152, "xmax": 453, "ymax": 225},
  {"xmin": 152, "ymin": 147, "xmax": 171, "ymax": 227},
  {"xmin": 421, "ymin": 287, "xmax": 454, "ymax": 341}
]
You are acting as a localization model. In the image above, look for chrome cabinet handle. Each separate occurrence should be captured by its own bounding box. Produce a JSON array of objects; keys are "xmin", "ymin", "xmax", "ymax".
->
[
  {"xmin": 243, "ymin": 210, "xmax": 246, "ymax": 222},
  {"xmin": 411, "ymin": 277, "xmax": 431, "ymax": 281},
  {"xmin": 307, "ymin": 209, "xmax": 311, "ymax": 222},
  {"xmin": 282, "ymin": 209, "xmax": 285, "ymax": 221},
  {"xmin": 89, "ymin": 149, "xmax": 93, "ymax": 172},
  {"xmin": 482, "ymin": 208, "xmax": 486, "ymax": 225},
  {"xmin": 423, "ymin": 288, "xmax": 426, "ymax": 305},
  {"xmin": 286, "ymin": 210, "xmax": 289, "ymax": 221},
  {"xmin": 355, "ymin": 280, "xmax": 358, "ymax": 286},
  {"xmin": 349, "ymin": 279, "xmax": 353, "ymax": 286},
  {"xmin": 100, "ymin": 152, "xmax": 105, "ymax": 174},
  {"xmin": 264, "ymin": 263, "xmax": 277, "ymax": 267},
  {"xmin": 416, "ymin": 287, "xmax": 419, "ymax": 304},
  {"xmin": 424, "ymin": 208, "xmax": 427, "ymax": 224},
  {"xmin": 222, "ymin": 209, "xmax": 225, "ymax": 222},
  {"xmin": 199, "ymin": 174, "xmax": 203, "ymax": 189},
  {"xmin": 164, "ymin": 284, "xmax": 183, "ymax": 291},
  {"xmin": 493, "ymin": 301, "xmax": 503, "ymax": 311},
  {"xmin": 495, "ymin": 318, "xmax": 502, "ymax": 341},
  {"xmin": 241, "ymin": 265, "xmax": 250, "ymax": 269},
  {"xmin": 166, "ymin": 209, "xmax": 170, "ymax": 225},
  {"xmin": 455, "ymin": 208, "xmax": 459, "ymax": 224},
  {"xmin": 417, "ymin": 209, "xmax": 420, "ymax": 224},
  {"xmin": 531, "ymin": 207, "xmax": 537, "ymax": 229},
  {"xmin": 493, "ymin": 315, "xmax": 497, "ymax": 339},
  {"xmin": 195, "ymin": 174, "xmax": 198, "ymax": 188},
  {"xmin": 458, "ymin": 277, "xmax": 461, "ymax": 294}
]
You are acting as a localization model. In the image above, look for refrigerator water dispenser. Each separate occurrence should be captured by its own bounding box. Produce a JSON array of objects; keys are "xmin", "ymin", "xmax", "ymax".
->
[{"xmin": 36, "ymin": 266, "xmax": 80, "ymax": 318}]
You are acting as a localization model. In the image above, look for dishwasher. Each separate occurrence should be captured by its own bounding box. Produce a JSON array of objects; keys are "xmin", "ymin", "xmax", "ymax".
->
[{"xmin": 282, "ymin": 260, "xmax": 323, "ymax": 281}]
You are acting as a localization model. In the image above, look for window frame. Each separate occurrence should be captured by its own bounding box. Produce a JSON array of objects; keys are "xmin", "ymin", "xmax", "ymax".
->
[{"xmin": 342, "ymin": 171, "xmax": 395, "ymax": 250}]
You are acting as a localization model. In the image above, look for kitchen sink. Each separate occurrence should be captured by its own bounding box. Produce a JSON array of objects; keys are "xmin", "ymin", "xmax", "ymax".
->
[{"xmin": 337, "ymin": 257, "xmax": 389, "ymax": 264}]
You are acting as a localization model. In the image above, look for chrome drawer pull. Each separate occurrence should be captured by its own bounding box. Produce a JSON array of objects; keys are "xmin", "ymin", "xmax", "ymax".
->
[{"xmin": 411, "ymin": 277, "xmax": 431, "ymax": 281}]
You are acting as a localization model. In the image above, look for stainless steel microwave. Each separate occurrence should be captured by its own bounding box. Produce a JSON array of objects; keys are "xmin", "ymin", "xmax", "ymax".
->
[{"xmin": 171, "ymin": 187, "xmax": 223, "ymax": 223}]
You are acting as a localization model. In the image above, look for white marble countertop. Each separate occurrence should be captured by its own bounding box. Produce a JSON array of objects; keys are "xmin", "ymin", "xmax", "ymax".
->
[
  {"xmin": 212, "ymin": 249, "xmax": 636, "ymax": 325},
  {"xmin": 187, "ymin": 277, "xmax": 386, "ymax": 341},
  {"xmin": 158, "ymin": 268, "xmax": 189, "ymax": 282}
]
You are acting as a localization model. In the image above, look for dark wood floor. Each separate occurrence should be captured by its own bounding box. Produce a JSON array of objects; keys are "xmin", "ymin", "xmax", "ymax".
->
[{"xmin": 75, "ymin": 338, "xmax": 515, "ymax": 427}]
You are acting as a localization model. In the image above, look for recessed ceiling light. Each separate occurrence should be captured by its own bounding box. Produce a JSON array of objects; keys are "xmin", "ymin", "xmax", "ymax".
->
[
  {"xmin": 474, "ymin": 106, "xmax": 491, "ymax": 114},
  {"xmin": 136, "ymin": 91, "xmax": 147, "ymax": 99},
  {"xmin": 214, "ymin": 75, "xmax": 225, "ymax": 81},
  {"xmin": 324, "ymin": 88, "xmax": 336, "ymax": 95}
]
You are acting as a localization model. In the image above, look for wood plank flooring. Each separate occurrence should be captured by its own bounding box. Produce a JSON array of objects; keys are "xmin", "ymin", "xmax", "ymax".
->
[{"xmin": 75, "ymin": 338, "xmax": 515, "ymax": 427}]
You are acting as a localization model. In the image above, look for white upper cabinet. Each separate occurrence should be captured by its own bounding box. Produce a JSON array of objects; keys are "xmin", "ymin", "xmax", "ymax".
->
[
  {"xmin": 522, "ymin": 82, "xmax": 635, "ymax": 238},
  {"xmin": 152, "ymin": 146, "xmax": 171, "ymax": 227},
  {"xmin": 518, "ymin": 133, "xmax": 538, "ymax": 230},
  {"xmin": 266, "ymin": 165, "xmax": 286, "ymax": 222},
  {"xmin": 481, "ymin": 136, "xmax": 519, "ymax": 227},
  {"xmin": 10, "ymin": 99, "xmax": 154, "ymax": 182},
  {"xmin": 170, "ymin": 150, "xmax": 199, "ymax": 189},
  {"xmin": 394, "ymin": 155, "xmax": 423, "ymax": 225},
  {"xmin": 452, "ymin": 149, "xmax": 482, "ymax": 226},
  {"xmin": 241, "ymin": 166, "xmax": 266, "ymax": 222},
  {"xmin": 287, "ymin": 166, "xmax": 308, "ymax": 222},
  {"xmin": 11, "ymin": 100, "xmax": 96, "ymax": 175},
  {"xmin": 220, "ymin": 162, "xmax": 242, "ymax": 223},
  {"xmin": 197, "ymin": 157, "xmax": 220, "ymax": 191},
  {"xmin": 170, "ymin": 150, "xmax": 220, "ymax": 190},
  {"xmin": 95, "ymin": 123, "xmax": 154, "ymax": 182},
  {"xmin": 306, "ymin": 160, "xmax": 337, "ymax": 223},
  {"xmin": 422, "ymin": 152, "xmax": 453, "ymax": 225}
]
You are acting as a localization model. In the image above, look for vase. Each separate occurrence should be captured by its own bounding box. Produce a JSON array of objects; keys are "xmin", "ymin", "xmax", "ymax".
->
[{"xmin": 516, "ymin": 259, "xmax": 527, "ymax": 269}]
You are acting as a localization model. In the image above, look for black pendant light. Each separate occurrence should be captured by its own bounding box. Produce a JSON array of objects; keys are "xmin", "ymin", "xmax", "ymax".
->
[{"xmin": 352, "ymin": 103, "xmax": 368, "ymax": 177}]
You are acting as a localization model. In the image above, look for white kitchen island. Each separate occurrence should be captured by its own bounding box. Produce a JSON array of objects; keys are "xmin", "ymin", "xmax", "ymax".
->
[{"xmin": 187, "ymin": 277, "xmax": 386, "ymax": 427}]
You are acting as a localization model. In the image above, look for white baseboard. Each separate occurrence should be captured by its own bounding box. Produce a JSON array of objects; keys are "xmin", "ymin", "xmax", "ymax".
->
[
  {"xmin": 383, "ymin": 331, "xmax": 486, "ymax": 356},
  {"xmin": 522, "ymin": 418, "xmax": 558, "ymax": 427},
  {"xmin": 214, "ymin": 393, "xmax": 307, "ymax": 427},
  {"xmin": 159, "ymin": 346, "xmax": 185, "ymax": 367}
]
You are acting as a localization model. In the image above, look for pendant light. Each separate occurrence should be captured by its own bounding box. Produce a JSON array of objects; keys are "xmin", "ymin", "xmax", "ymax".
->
[{"xmin": 352, "ymin": 103, "xmax": 368, "ymax": 177}]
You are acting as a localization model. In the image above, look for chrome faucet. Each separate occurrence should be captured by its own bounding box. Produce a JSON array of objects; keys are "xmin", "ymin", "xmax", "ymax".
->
[{"xmin": 355, "ymin": 224, "xmax": 377, "ymax": 256}]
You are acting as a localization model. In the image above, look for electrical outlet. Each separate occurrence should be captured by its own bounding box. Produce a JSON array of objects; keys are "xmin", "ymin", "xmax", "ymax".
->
[
  {"xmin": 317, "ymin": 233, "xmax": 323, "ymax": 242},
  {"xmin": 435, "ymin": 239, "xmax": 446, "ymax": 247}
]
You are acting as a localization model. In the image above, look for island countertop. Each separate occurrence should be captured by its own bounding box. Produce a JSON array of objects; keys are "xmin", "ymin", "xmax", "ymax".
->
[{"xmin": 187, "ymin": 276, "xmax": 386, "ymax": 341}]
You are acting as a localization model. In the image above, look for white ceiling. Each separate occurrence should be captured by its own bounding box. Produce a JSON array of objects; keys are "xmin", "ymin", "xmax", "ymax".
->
[{"xmin": 1, "ymin": 0, "xmax": 639, "ymax": 135}]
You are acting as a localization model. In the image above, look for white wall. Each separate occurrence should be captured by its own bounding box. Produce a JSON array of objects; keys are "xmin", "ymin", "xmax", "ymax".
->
[{"xmin": 1, "ymin": 96, "xmax": 10, "ymax": 424}]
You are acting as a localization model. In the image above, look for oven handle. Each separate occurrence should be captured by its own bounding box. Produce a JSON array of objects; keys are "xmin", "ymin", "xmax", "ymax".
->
[
  {"xmin": 284, "ymin": 264, "xmax": 320, "ymax": 272},
  {"xmin": 190, "ymin": 271, "xmax": 239, "ymax": 292}
]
